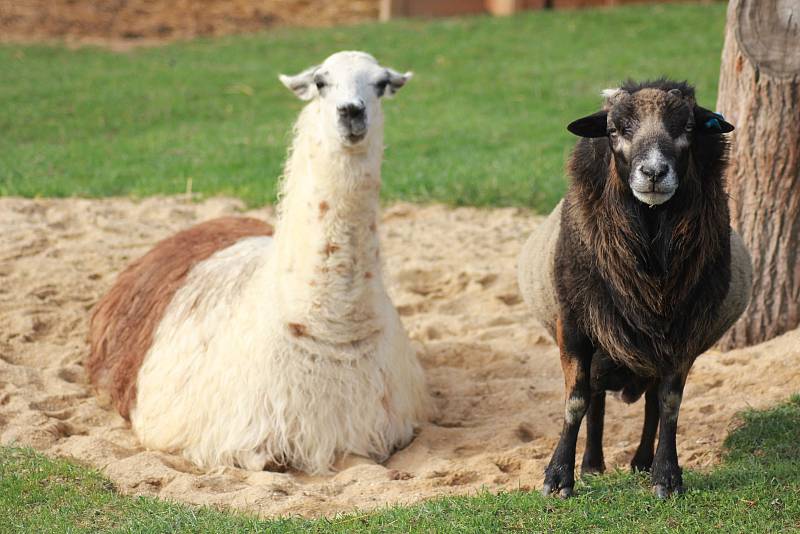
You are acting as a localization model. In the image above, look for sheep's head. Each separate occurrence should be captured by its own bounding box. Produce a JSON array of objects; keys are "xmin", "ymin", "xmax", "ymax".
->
[
  {"xmin": 567, "ymin": 80, "xmax": 734, "ymax": 207},
  {"xmin": 280, "ymin": 51, "xmax": 412, "ymax": 149}
]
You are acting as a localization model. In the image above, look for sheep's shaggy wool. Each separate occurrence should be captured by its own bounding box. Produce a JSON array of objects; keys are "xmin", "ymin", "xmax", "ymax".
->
[
  {"xmin": 517, "ymin": 200, "xmax": 752, "ymax": 347},
  {"xmin": 524, "ymin": 80, "xmax": 755, "ymax": 499}
]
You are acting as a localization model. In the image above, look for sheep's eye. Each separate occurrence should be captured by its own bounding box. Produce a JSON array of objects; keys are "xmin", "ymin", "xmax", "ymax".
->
[{"xmin": 314, "ymin": 78, "xmax": 326, "ymax": 91}]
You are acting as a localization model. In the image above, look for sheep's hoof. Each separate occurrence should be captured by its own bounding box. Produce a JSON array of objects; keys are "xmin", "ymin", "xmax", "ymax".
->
[
  {"xmin": 630, "ymin": 458, "xmax": 653, "ymax": 473},
  {"xmin": 580, "ymin": 463, "xmax": 605, "ymax": 478},
  {"xmin": 540, "ymin": 483, "xmax": 573, "ymax": 498},
  {"xmin": 541, "ymin": 475, "xmax": 575, "ymax": 498},
  {"xmin": 652, "ymin": 462, "xmax": 684, "ymax": 498},
  {"xmin": 652, "ymin": 483, "xmax": 685, "ymax": 499}
]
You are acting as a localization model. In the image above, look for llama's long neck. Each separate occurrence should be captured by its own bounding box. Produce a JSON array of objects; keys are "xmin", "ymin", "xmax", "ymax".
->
[{"xmin": 272, "ymin": 103, "xmax": 385, "ymax": 343}]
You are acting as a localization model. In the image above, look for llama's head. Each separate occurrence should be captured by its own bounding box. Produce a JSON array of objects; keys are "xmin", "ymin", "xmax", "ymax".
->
[
  {"xmin": 280, "ymin": 51, "xmax": 412, "ymax": 148},
  {"xmin": 567, "ymin": 80, "xmax": 733, "ymax": 207}
]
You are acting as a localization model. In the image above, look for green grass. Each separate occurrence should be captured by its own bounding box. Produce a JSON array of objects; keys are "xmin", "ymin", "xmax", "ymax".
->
[
  {"xmin": 2, "ymin": 396, "xmax": 799, "ymax": 533},
  {"xmin": 1, "ymin": 3, "xmax": 727, "ymax": 212}
]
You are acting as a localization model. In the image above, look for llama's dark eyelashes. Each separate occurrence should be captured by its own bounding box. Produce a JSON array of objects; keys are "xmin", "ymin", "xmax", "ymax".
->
[{"xmin": 375, "ymin": 79, "xmax": 390, "ymax": 96}]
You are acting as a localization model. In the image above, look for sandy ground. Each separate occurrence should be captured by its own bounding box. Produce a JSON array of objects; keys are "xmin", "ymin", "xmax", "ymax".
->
[{"xmin": 1, "ymin": 195, "xmax": 799, "ymax": 518}]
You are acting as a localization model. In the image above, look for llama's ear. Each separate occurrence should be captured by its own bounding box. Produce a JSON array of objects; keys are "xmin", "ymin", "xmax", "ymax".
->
[
  {"xmin": 279, "ymin": 65, "xmax": 319, "ymax": 101},
  {"xmin": 694, "ymin": 106, "xmax": 734, "ymax": 135},
  {"xmin": 567, "ymin": 110, "xmax": 609, "ymax": 138},
  {"xmin": 384, "ymin": 69, "xmax": 412, "ymax": 97}
]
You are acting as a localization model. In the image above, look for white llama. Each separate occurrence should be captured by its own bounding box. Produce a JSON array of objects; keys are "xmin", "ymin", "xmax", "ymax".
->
[{"xmin": 87, "ymin": 51, "xmax": 430, "ymax": 474}]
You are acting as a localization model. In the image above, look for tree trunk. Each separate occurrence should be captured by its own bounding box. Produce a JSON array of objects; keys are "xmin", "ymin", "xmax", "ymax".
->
[{"xmin": 716, "ymin": 0, "xmax": 800, "ymax": 349}]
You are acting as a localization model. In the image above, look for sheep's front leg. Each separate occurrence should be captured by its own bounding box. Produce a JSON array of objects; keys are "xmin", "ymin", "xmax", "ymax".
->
[
  {"xmin": 543, "ymin": 315, "xmax": 593, "ymax": 498},
  {"xmin": 651, "ymin": 373, "xmax": 687, "ymax": 498}
]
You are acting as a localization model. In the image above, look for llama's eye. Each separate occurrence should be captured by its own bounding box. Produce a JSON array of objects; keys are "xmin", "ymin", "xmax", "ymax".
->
[
  {"xmin": 375, "ymin": 79, "xmax": 389, "ymax": 96},
  {"xmin": 685, "ymin": 122, "xmax": 694, "ymax": 133},
  {"xmin": 608, "ymin": 127, "xmax": 618, "ymax": 137},
  {"xmin": 314, "ymin": 79, "xmax": 326, "ymax": 91}
]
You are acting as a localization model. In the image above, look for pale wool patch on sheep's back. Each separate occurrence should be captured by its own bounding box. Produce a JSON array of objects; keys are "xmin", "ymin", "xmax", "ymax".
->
[{"xmin": 87, "ymin": 216, "xmax": 273, "ymax": 419}]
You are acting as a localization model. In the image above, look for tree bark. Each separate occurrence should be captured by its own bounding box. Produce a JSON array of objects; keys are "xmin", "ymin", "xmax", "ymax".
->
[{"xmin": 717, "ymin": 0, "xmax": 800, "ymax": 349}]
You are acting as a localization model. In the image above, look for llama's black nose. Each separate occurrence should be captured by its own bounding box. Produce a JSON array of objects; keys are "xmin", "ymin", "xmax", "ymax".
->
[
  {"xmin": 639, "ymin": 162, "xmax": 670, "ymax": 182},
  {"xmin": 338, "ymin": 102, "xmax": 366, "ymax": 120}
]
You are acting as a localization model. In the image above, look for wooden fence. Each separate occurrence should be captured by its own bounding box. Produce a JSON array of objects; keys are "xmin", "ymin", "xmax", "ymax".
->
[{"xmin": 380, "ymin": 0, "xmax": 719, "ymax": 20}]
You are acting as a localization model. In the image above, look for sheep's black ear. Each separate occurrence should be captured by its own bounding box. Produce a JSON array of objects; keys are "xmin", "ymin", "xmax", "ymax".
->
[
  {"xmin": 694, "ymin": 106, "xmax": 734, "ymax": 135},
  {"xmin": 567, "ymin": 111, "xmax": 609, "ymax": 138}
]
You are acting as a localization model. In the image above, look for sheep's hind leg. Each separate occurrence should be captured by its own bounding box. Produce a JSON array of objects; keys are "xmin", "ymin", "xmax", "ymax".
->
[
  {"xmin": 630, "ymin": 387, "xmax": 659, "ymax": 472},
  {"xmin": 542, "ymin": 315, "xmax": 593, "ymax": 498},
  {"xmin": 580, "ymin": 391, "xmax": 606, "ymax": 476},
  {"xmin": 651, "ymin": 373, "xmax": 688, "ymax": 498}
]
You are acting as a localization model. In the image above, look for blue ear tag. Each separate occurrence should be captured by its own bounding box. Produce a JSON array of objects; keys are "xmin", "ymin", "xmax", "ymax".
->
[{"xmin": 704, "ymin": 112, "xmax": 725, "ymax": 131}]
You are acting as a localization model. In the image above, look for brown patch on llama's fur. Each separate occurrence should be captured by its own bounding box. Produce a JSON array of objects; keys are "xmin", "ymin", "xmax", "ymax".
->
[
  {"xmin": 319, "ymin": 201, "xmax": 330, "ymax": 218},
  {"xmin": 324, "ymin": 243, "xmax": 340, "ymax": 256},
  {"xmin": 288, "ymin": 323, "xmax": 307, "ymax": 337},
  {"xmin": 86, "ymin": 216, "xmax": 273, "ymax": 420}
]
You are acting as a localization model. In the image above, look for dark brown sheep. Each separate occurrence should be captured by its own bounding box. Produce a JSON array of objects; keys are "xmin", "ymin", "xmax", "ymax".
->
[{"xmin": 518, "ymin": 79, "xmax": 752, "ymax": 498}]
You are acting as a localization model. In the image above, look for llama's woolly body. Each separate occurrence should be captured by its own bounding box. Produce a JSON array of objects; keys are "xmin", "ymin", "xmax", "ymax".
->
[{"xmin": 90, "ymin": 57, "xmax": 429, "ymax": 474}]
